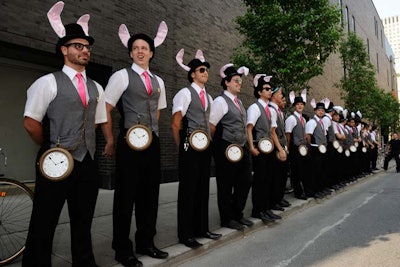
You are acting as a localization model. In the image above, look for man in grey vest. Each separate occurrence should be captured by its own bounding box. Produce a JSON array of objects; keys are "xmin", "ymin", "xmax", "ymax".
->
[
  {"xmin": 268, "ymin": 86, "xmax": 290, "ymax": 210},
  {"xmin": 247, "ymin": 75, "xmax": 284, "ymax": 223},
  {"xmin": 22, "ymin": 2, "xmax": 107, "ymax": 266},
  {"xmin": 102, "ymin": 22, "xmax": 168, "ymax": 267},
  {"xmin": 172, "ymin": 49, "xmax": 222, "ymax": 249},
  {"xmin": 305, "ymin": 102, "xmax": 328, "ymax": 199},
  {"xmin": 210, "ymin": 64, "xmax": 253, "ymax": 231}
]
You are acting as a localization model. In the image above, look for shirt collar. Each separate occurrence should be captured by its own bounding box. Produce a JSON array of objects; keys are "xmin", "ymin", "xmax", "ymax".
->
[
  {"xmin": 131, "ymin": 63, "xmax": 153, "ymax": 77},
  {"xmin": 257, "ymin": 98, "xmax": 269, "ymax": 108},
  {"xmin": 224, "ymin": 90, "xmax": 236, "ymax": 101},
  {"xmin": 62, "ymin": 65, "xmax": 86, "ymax": 81},
  {"xmin": 191, "ymin": 82, "xmax": 205, "ymax": 94}
]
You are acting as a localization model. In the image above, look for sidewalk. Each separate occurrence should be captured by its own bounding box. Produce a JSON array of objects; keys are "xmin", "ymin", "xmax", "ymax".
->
[{"xmin": 8, "ymin": 166, "xmax": 389, "ymax": 267}]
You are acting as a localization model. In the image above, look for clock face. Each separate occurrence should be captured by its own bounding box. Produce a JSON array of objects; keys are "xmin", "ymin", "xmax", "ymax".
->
[
  {"xmin": 39, "ymin": 148, "xmax": 74, "ymax": 181},
  {"xmin": 259, "ymin": 139, "xmax": 273, "ymax": 154},
  {"xmin": 191, "ymin": 132, "xmax": 208, "ymax": 149},
  {"xmin": 226, "ymin": 145, "xmax": 243, "ymax": 162},
  {"xmin": 299, "ymin": 145, "xmax": 308, "ymax": 156},
  {"xmin": 318, "ymin": 144, "xmax": 327, "ymax": 154},
  {"xmin": 126, "ymin": 125, "xmax": 152, "ymax": 151}
]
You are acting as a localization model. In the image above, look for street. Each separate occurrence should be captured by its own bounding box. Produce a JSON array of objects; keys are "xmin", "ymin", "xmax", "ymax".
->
[{"xmin": 179, "ymin": 170, "xmax": 400, "ymax": 267}]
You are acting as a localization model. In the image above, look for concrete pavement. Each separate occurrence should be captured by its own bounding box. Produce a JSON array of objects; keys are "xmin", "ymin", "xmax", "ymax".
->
[{"xmin": 7, "ymin": 165, "xmax": 391, "ymax": 267}]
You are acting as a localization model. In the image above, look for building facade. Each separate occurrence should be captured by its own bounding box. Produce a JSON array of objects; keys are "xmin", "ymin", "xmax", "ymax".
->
[{"xmin": 0, "ymin": 0, "xmax": 395, "ymax": 184}]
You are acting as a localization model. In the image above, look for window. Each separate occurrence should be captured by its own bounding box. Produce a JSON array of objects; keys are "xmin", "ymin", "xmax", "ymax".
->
[{"xmin": 352, "ymin": 15, "xmax": 356, "ymax": 32}]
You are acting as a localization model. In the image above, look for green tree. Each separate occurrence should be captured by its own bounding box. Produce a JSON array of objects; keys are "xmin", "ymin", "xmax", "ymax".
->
[
  {"xmin": 337, "ymin": 32, "xmax": 399, "ymax": 128},
  {"xmin": 233, "ymin": 0, "xmax": 342, "ymax": 92}
]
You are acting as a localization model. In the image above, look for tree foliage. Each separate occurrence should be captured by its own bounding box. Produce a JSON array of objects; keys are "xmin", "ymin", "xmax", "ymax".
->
[
  {"xmin": 337, "ymin": 32, "xmax": 399, "ymax": 128},
  {"xmin": 233, "ymin": 0, "xmax": 342, "ymax": 92}
]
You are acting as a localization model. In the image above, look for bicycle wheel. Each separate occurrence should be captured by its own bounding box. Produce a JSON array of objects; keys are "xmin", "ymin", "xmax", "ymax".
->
[{"xmin": 0, "ymin": 178, "xmax": 33, "ymax": 266}]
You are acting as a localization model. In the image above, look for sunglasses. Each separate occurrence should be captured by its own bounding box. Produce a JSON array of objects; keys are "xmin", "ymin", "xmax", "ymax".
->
[
  {"xmin": 263, "ymin": 86, "xmax": 272, "ymax": 91},
  {"xmin": 195, "ymin": 67, "xmax": 209, "ymax": 73},
  {"xmin": 232, "ymin": 77, "xmax": 243, "ymax": 84},
  {"xmin": 64, "ymin": 42, "xmax": 92, "ymax": 51}
]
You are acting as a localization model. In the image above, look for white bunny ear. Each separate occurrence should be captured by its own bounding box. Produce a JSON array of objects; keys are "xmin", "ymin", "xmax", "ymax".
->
[
  {"xmin": 176, "ymin": 48, "xmax": 190, "ymax": 72},
  {"xmin": 289, "ymin": 91, "xmax": 295, "ymax": 104},
  {"xmin": 77, "ymin": 14, "xmax": 90, "ymax": 36},
  {"xmin": 195, "ymin": 50, "xmax": 205, "ymax": 62},
  {"xmin": 220, "ymin": 63, "xmax": 234, "ymax": 78},
  {"xmin": 47, "ymin": 1, "xmax": 65, "ymax": 38},
  {"xmin": 323, "ymin": 98, "xmax": 330, "ymax": 109},
  {"xmin": 351, "ymin": 112, "xmax": 355, "ymax": 118},
  {"xmin": 310, "ymin": 98, "xmax": 316, "ymax": 109},
  {"xmin": 356, "ymin": 110, "xmax": 362, "ymax": 118},
  {"xmin": 343, "ymin": 109, "xmax": 348, "ymax": 119},
  {"xmin": 301, "ymin": 89, "xmax": 307, "ymax": 102},
  {"xmin": 237, "ymin": 66, "xmax": 249, "ymax": 76},
  {"xmin": 118, "ymin": 24, "xmax": 130, "ymax": 48},
  {"xmin": 334, "ymin": 105, "xmax": 344, "ymax": 113},
  {"xmin": 253, "ymin": 74, "xmax": 266, "ymax": 87},
  {"xmin": 154, "ymin": 21, "xmax": 168, "ymax": 47}
]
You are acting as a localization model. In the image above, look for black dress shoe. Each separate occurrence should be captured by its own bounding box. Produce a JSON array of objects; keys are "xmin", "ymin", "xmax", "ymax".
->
[
  {"xmin": 281, "ymin": 199, "xmax": 291, "ymax": 206},
  {"xmin": 222, "ymin": 220, "xmax": 245, "ymax": 230},
  {"xmin": 202, "ymin": 231, "xmax": 222, "ymax": 240},
  {"xmin": 252, "ymin": 212, "xmax": 275, "ymax": 223},
  {"xmin": 115, "ymin": 255, "xmax": 143, "ymax": 267},
  {"xmin": 238, "ymin": 217, "xmax": 254, "ymax": 226},
  {"xmin": 279, "ymin": 200, "xmax": 290, "ymax": 207},
  {"xmin": 271, "ymin": 204, "xmax": 284, "ymax": 211},
  {"xmin": 265, "ymin": 209, "xmax": 281, "ymax": 220},
  {"xmin": 136, "ymin": 245, "xmax": 168, "ymax": 259},
  {"xmin": 295, "ymin": 194, "xmax": 307, "ymax": 200},
  {"xmin": 180, "ymin": 238, "xmax": 202, "ymax": 249}
]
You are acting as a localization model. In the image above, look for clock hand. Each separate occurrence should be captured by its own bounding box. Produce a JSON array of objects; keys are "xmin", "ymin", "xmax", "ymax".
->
[{"xmin": 49, "ymin": 156, "xmax": 57, "ymax": 165}]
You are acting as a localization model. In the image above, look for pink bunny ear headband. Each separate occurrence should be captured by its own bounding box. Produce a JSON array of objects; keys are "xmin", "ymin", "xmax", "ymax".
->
[
  {"xmin": 47, "ymin": 1, "xmax": 94, "ymax": 54},
  {"xmin": 176, "ymin": 49, "xmax": 209, "ymax": 72},
  {"xmin": 219, "ymin": 63, "xmax": 249, "ymax": 79},
  {"xmin": 289, "ymin": 89, "xmax": 307, "ymax": 104},
  {"xmin": 118, "ymin": 21, "xmax": 168, "ymax": 52},
  {"xmin": 253, "ymin": 74, "xmax": 272, "ymax": 88}
]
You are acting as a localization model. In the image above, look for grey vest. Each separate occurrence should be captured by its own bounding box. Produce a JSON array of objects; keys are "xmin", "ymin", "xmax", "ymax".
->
[
  {"xmin": 253, "ymin": 102, "xmax": 272, "ymax": 141},
  {"xmin": 183, "ymin": 86, "xmax": 210, "ymax": 135},
  {"xmin": 291, "ymin": 114, "xmax": 306, "ymax": 146},
  {"xmin": 325, "ymin": 116, "xmax": 335, "ymax": 142},
  {"xmin": 311, "ymin": 118, "xmax": 327, "ymax": 145},
  {"xmin": 47, "ymin": 71, "xmax": 98, "ymax": 161},
  {"xmin": 120, "ymin": 68, "xmax": 160, "ymax": 135},
  {"xmin": 268, "ymin": 104, "xmax": 287, "ymax": 146},
  {"xmin": 219, "ymin": 94, "xmax": 247, "ymax": 146}
]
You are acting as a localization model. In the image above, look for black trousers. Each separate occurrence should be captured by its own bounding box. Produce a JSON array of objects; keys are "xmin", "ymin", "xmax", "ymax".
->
[
  {"xmin": 289, "ymin": 145, "xmax": 311, "ymax": 196},
  {"xmin": 309, "ymin": 146, "xmax": 326, "ymax": 193},
  {"xmin": 177, "ymin": 143, "xmax": 211, "ymax": 241},
  {"xmin": 272, "ymin": 151, "xmax": 288, "ymax": 204},
  {"xmin": 23, "ymin": 153, "xmax": 99, "ymax": 267},
  {"xmin": 251, "ymin": 150, "xmax": 274, "ymax": 214},
  {"xmin": 214, "ymin": 140, "xmax": 252, "ymax": 225},
  {"xmin": 384, "ymin": 153, "xmax": 400, "ymax": 171},
  {"xmin": 370, "ymin": 146, "xmax": 378, "ymax": 169},
  {"xmin": 112, "ymin": 132, "xmax": 161, "ymax": 256}
]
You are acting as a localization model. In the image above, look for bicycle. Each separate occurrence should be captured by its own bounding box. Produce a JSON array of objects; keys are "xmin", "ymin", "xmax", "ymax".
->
[{"xmin": 0, "ymin": 148, "xmax": 34, "ymax": 266}]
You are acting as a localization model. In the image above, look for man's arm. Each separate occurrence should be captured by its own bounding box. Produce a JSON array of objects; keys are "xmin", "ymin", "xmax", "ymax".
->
[
  {"xmin": 24, "ymin": 117, "xmax": 43, "ymax": 146},
  {"xmin": 171, "ymin": 111, "xmax": 182, "ymax": 147},
  {"xmin": 101, "ymin": 103, "xmax": 115, "ymax": 157}
]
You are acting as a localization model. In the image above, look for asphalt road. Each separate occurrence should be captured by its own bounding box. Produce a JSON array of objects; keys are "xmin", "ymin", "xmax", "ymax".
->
[{"xmin": 179, "ymin": 170, "xmax": 400, "ymax": 267}]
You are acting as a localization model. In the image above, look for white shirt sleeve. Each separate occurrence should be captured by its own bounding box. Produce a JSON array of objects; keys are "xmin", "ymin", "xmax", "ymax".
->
[
  {"xmin": 23, "ymin": 74, "xmax": 57, "ymax": 122},
  {"xmin": 285, "ymin": 115, "xmax": 296, "ymax": 133},
  {"xmin": 172, "ymin": 88, "xmax": 191, "ymax": 116},
  {"xmin": 94, "ymin": 82, "xmax": 107, "ymax": 124},
  {"xmin": 104, "ymin": 69, "xmax": 129, "ymax": 107},
  {"xmin": 305, "ymin": 120, "xmax": 317, "ymax": 135},
  {"xmin": 209, "ymin": 96, "xmax": 228, "ymax": 126},
  {"xmin": 246, "ymin": 103, "xmax": 261, "ymax": 126}
]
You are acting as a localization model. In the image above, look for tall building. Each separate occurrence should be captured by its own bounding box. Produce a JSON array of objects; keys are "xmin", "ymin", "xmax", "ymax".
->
[{"xmin": 382, "ymin": 15, "xmax": 400, "ymax": 99}]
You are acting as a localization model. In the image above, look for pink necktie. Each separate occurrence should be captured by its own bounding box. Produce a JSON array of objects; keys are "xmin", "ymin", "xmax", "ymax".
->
[
  {"xmin": 300, "ymin": 116, "xmax": 304, "ymax": 126},
  {"xmin": 234, "ymin": 96, "xmax": 241, "ymax": 113},
  {"xmin": 265, "ymin": 106, "xmax": 271, "ymax": 120},
  {"xmin": 76, "ymin": 73, "xmax": 87, "ymax": 107},
  {"xmin": 200, "ymin": 90, "xmax": 206, "ymax": 109},
  {"xmin": 142, "ymin": 71, "xmax": 152, "ymax": 95}
]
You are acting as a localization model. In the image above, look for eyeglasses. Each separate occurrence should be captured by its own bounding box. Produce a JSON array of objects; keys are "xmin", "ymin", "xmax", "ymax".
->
[
  {"xmin": 263, "ymin": 86, "xmax": 272, "ymax": 91},
  {"xmin": 232, "ymin": 77, "xmax": 243, "ymax": 84},
  {"xmin": 64, "ymin": 42, "xmax": 92, "ymax": 51},
  {"xmin": 195, "ymin": 67, "xmax": 209, "ymax": 73}
]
